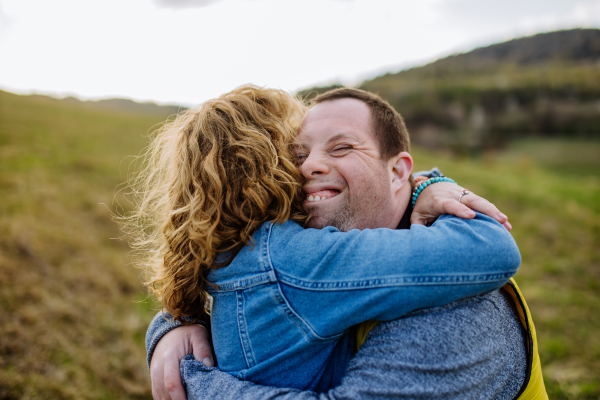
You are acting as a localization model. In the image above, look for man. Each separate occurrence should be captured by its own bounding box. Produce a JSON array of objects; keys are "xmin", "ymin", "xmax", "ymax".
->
[{"xmin": 148, "ymin": 88, "xmax": 546, "ymax": 399}]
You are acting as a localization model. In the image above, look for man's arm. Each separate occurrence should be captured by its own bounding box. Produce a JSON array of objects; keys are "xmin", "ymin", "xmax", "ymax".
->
[
  {"xmin": 270, "ymin": 212, "xmax": 520, "ymax": 338},
  {"xmin": 147, "ymin": 312, "xmax": 213, "ymax": 400}
]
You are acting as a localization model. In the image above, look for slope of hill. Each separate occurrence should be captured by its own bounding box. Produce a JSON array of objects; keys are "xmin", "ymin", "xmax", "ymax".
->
[
  {"xmin": 19, "ymin": 92, "xmax": 185, "ymax": 116},
  {"xmin": 398, "ymin": 28, "xmax": 600, "ymax": 74}
]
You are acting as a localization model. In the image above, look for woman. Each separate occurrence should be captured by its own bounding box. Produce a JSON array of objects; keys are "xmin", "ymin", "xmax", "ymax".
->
[{"xmin": 129, "ymin": 85, "xmax": 520, "ymax": 392}]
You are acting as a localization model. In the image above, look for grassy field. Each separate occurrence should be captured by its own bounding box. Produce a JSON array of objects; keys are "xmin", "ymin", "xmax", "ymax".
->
[
  {"xmin": 0, "ymin": 90, "xmax": 165, "ymax": 399},
  {"xmin": 0, "ymin": 90, "xmax": 598, "ymax": 399},
  {"xmin": 412, "ymin": 141, "xmax": 600, "ymax": 399}
]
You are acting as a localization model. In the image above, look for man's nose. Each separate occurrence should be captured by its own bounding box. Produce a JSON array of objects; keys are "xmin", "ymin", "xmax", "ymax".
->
[{"xmin": 300, "ymin": 152, "xmax": 330, "ymax": 179}]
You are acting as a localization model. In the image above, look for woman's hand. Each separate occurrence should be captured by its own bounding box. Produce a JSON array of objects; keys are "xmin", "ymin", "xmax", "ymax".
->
[
  {"xmin": 150, "ymin": 325, "xmax": 214, "ymax": 400},
  {"xmin": 411, "ymin": 181, "xmax": 512, "ymax": 230}
]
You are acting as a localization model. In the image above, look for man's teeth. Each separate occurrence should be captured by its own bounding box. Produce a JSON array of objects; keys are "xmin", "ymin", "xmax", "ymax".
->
[{"xmin": 307, "ymin": 194, "xmax": 328, "ymax": 202}]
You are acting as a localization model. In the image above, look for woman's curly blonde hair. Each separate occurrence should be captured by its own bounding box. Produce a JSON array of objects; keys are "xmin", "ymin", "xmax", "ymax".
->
[{"xmin": 123, "ymin": 85, "xmax": 309, "ymax": 322}]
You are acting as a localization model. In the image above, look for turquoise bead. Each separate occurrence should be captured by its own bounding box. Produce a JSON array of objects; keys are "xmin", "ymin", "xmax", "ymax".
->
[{"xmin": 412, "ymin": 176, "xmax": 459, "ymax": 208}]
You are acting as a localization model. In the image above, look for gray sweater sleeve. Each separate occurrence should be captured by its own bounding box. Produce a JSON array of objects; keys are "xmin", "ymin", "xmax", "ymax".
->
[
  {"xmin": 179, "ymin": 290, "xmax": 527, "ymax": 400},
  {"xmin": 180, "ymin": 356, "xmax": 320, "ymax": 400},
  {"xmin": 145, "ymin": 311, "xmax": 209, "ymax": 368}
]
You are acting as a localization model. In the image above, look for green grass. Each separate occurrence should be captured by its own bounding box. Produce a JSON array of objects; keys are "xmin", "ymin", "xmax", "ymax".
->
[
  {"xmin": 412, "ymin": 143, "xmax": 600, "ymax": 399},
  {"xmin": 1, "ymin": 89, "xmax": 599, "ymax": 399},
  {"xmin": 496, "ymin": 138, "xmax": 600, "ymax": 177},
  {"xmin": 0, "ymin": 90, "xmax": 167, "ymax": 399}
]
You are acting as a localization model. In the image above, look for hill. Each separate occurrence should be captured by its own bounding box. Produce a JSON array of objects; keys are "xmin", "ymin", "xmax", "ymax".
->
[
  {"xmin": 300, "ymin": 29, "xmax": 600, "ymax": 151},
  {"xmin": 396, "ymin": 28, "xmax": 600, "ymax": 73},
  {"xmin": 15, "ymin": 92, "xmax": 185, "ymax": 116}
]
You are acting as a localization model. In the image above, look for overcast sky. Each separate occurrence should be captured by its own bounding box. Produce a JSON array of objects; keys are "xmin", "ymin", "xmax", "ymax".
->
[{"xmin": 1, "ymin": 0, "xmax": 599, "ymax": 106}]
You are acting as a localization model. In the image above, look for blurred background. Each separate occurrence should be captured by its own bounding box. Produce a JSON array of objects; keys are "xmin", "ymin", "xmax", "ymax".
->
[{"xmin": 0, "ymin": 0, "xmax": 599, "ymax": 399}]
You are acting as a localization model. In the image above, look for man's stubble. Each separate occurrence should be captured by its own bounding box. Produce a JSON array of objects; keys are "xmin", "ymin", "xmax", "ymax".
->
[{"xmin": 307, "ymin": 166, "xmax": 393, "ymax": 232}]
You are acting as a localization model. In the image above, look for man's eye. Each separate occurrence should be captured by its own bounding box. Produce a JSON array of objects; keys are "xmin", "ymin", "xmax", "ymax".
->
[{"xmin": 331, "ymin": 146, "xmax": 352, "ymax": 154}]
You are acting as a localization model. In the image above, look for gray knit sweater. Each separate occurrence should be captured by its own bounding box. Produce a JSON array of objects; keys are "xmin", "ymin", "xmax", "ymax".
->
[{"xmin": 177, "ymin": 288, "xmax": 527, "ymax": 400}]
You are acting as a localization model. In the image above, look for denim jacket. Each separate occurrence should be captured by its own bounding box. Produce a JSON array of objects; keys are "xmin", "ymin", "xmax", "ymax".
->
[{"xmin": 198, "ymin": 212, "xmax": 520, "ymax": 391}]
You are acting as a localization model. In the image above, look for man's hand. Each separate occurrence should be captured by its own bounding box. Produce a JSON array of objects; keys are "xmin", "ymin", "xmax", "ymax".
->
[
  {"xmin": 150, "ymin": 325, "xmax": 214, "ymax": 400},
  {"xmin": 411, "ymin": 182, "xmax": 512, "ymax": 230}
]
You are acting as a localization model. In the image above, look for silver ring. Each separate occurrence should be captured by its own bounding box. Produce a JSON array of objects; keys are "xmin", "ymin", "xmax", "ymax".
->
[{"xmin": 458, "ymin": 190, "xmax": 470, "ymax": 203}]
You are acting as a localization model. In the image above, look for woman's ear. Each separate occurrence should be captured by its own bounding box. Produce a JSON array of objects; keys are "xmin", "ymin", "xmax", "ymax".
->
[{"xmin": 389, "ymin": 151, "xmax": 413, "ymax": 193}]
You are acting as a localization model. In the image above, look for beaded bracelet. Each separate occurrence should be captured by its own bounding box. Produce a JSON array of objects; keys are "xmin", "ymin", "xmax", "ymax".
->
[{"xmin": 411, "ymin": 176, "xmax": 456, "ymax": 208}]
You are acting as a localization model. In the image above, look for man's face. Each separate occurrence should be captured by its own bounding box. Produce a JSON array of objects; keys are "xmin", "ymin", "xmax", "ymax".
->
[{"xmin": 296, "ymin": 98, "xmax": 400, "ymax": 231}]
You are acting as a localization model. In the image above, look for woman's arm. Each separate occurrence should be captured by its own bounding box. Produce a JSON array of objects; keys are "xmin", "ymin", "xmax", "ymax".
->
[{"xmin": 270, "ymin": 212, "xmax": 520, "ymax": 338}]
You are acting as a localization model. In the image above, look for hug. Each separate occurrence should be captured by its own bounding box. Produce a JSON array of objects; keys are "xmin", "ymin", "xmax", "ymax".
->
[{"xmin": 125, "ymin": 85, "xmax": 547, "ymax": 399}]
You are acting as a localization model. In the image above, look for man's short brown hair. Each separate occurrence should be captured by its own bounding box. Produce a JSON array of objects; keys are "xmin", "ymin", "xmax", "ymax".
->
[{"xmin": 312, "ymin": 88, "xmax": 410, "ymax": 160}]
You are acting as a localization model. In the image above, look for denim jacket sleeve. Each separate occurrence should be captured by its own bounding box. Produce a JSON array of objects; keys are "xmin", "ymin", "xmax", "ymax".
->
[{"xmin": 268, "ymin": 212, "xmax": 521, "ymax": 339}]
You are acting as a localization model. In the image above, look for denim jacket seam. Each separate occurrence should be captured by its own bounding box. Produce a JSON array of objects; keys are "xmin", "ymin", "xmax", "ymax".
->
[
  {"xmin": 276, "ymin": 270, "xmax": 517, "ymax": 290},
  {"xmin": 265, "ymin": 223, "xmax": 343, "ymax": 342},
  {"xmin": 260, "ymin": 223, "xmax": 270, "ymax": 273},
  {"xmin": 273, "ymin": 278, "xmax": 345, "ymax": 342},
  {"xmin": 236, "ymin": 290, "xmax": 257, "ymax": 368},
  {"xmin": 206, "ymin": 273, "xmax": 275, "ymax": 292}
]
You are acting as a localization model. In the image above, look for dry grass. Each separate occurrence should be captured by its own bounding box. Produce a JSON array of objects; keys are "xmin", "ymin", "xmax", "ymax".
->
[{"xmin": 0, "ymin": 90, "xmax": 167, "ymax": 399}]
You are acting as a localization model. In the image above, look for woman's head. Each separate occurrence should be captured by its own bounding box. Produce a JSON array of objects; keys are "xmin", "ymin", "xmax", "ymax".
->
[{"xmin": 125, "ymin": 85, "xmax": 308, "ymax": 321}]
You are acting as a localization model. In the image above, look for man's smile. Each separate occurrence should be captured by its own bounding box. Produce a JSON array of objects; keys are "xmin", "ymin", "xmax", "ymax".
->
[{"xmin": 305, "ymin": 189, "xmax": 341, "ymax": 202}]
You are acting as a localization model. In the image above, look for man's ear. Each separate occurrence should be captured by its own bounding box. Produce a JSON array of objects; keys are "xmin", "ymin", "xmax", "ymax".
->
[{"xmin": 389, "ymin": 151, "xmax": 413, "ymax": 193}]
